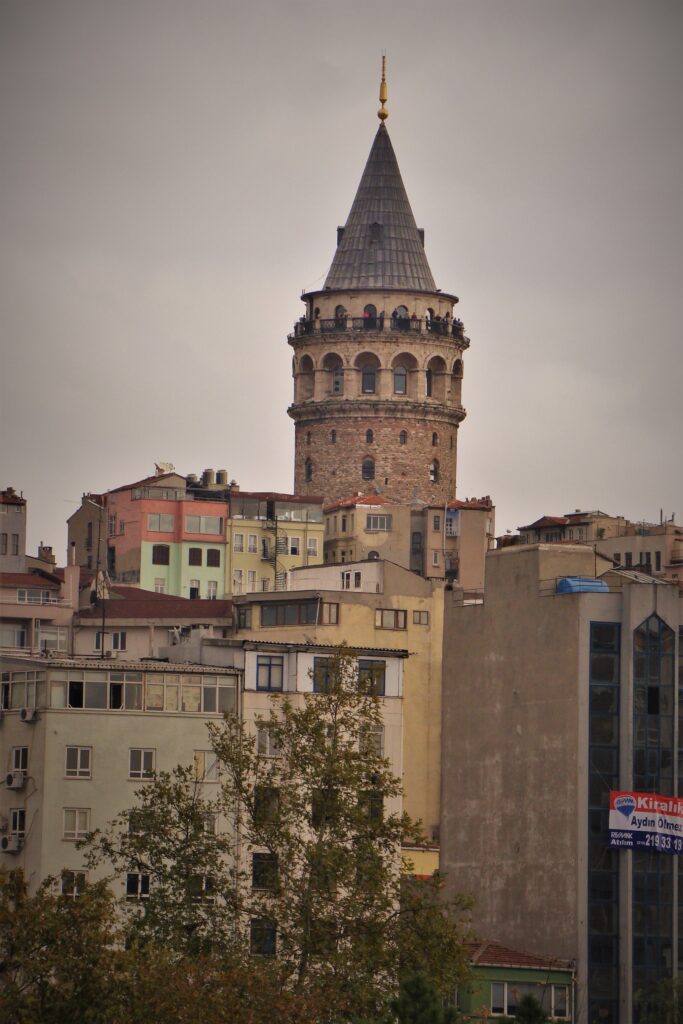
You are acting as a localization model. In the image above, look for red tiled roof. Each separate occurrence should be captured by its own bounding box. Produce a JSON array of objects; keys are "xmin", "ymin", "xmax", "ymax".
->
[
  {"xmin": 77, "ymin": 597, "xmax": 233, "ymax": 620},
  {"xmin": 468, "ymin": 939, "xmax": 573, "ymax": 971},
  {"xmin": 519, "ymin": 516, "xmax": 569, "ymax": 530},
  {"xmin": 324, "ymin": 494, "xmax": 393, "ymax": 512},
  {"xmin": 0, "ymin": 571, "xmax": 61, "ymax": 587},
  {"xmin": 109, "ymin": 585, "xmax": 178, "ymax": 601},
  {"xmin": 446, "ymin": 499, "xmax": 493, "ymax": 511},
  {"xmin": 0, "ymin": 493, "xmax": 25, "ymax": 506},
  {"xmin": 109, "ymin": 471, "xmax": 182, "ymax": 494}
]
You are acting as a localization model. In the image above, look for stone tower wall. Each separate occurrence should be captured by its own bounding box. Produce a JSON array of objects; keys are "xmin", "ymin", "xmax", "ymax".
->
[{"xmin": 288, "ymin": 291, "xmax": 467, "ymax": 506}]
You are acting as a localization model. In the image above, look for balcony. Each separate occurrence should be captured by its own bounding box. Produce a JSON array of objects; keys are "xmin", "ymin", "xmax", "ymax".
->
[{"xmin": 291, "ymin": 318, "xmax": 467, "ymax": 341}]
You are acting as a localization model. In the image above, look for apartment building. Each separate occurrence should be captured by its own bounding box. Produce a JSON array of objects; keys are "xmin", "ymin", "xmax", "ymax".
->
[
  {"xmin": 229, "ymin": 559, "xmax": 443, "ymax": 873},
  {"xmin": 68, "ymin": 469, "xmax": 324, "ymax": 599},
  {"xmin": 440, "ymin": 544, "xmax": 683, "ymax": 1024},
  {"xmin": 323, "ymin": 494, "xmax": 495, "ymax": 591},
  {"xmin": 0, "ymin": 488, "xmax": 27, "ymax": 574},
  {"xmin": 0, "ymin": 655, "xmax": 239, "ymax": 892},
  {"xmin": 0, "ymin": 557, "xmax": 80, "ymax": 656}
]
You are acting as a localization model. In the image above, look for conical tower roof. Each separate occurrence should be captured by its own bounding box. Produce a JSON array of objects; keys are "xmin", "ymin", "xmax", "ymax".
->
[{"xmin": 323, "ymin": 123, "xmax": 436, "ymax": 292}]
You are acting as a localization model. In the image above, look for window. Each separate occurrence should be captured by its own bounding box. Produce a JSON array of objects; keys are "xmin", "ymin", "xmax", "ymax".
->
[
  {"xmin": 61, "ymin": 871, "xmax": 86, "ymax": 898},
  {"xmin": 655, "ymin": 550, "xmax": 662, "ymax": 571},
  {"xmin": 361, "ymin": 366, "xmax": 376, "ymax": 394},
  {"xmin": 413, "ymin": 610, "xmax": 429, "ymax": 625},
  {"xmin": 365, "ymin": 429, "xmax": 374, "ymax": 444},
  {"xmin": 332, "ymin": 367, "xmax": 344, "ymax": 394},
  {"xmin": 250, "ymin": 918, "xmax": 276, "ymax": 955},
  {"xmin": 360, "ymin": 789, "xmax": 383, "ymax": 825},
  {"xmin": 254, "ymin": 786, "xmax": 280, "ymax": 825},
  {"xmin": 10, "ymin": 808, "xmax": 25, "ymax": 838},
  {"xmin": 63, "ymin": 808, "xmax": 90, "ymax": 841},
  {"xmin": 261, "ymin": 601, "xmax": 318, "ymax": 627},
  {"xmin": 129, "ymin": 748, "xmax": 155, "ymax": 780},
  {"xmin": 393, "ymin": 365, "xmax": 407, "ymax": 394},
  {"xmin": 399, "ymin": 430, "xmax": 407, "ymax": 445},
  {"xmin": 189, "ymin": 875, "xmax": 216, "ymax": 904},
  {"xmin": 321, "ymin": 602, "xmax": 339, "ymax": 625},
  {"xmin": 11, "ymin": 534, "xmax": 19, "ymax": 556},
  {"xmin": 257, "ymin": 726, "xmax": 281, "ymax": 757},
  {"xmin": 375, "ymin": 608, "xmax": 407, "ymax": 630},
  {"xmin": 425, "ymin": 368, "xmax": 433, "ymax": 397},
  {"xmin": 252, "ymin": 852, "xmax": 278, "ymax": 890},
  {"xmin": 188, "ymin": 547, "xmax": 202, "ymax": 566},
  {"xmin": 330, "ymin": 429, "xmax": 336, "ymax": 444},
  {"xmin": 429, "ymin": 460, "xmax": 439, "ymax": 483},
  {"xmin": 247, "ymin": 534, "xmax": 258, "ymax": 553},
  {"xmin": 95, "ymin": 631, "xmax": 127, "ymax": 651},
  {"xmin": 65, "ymin": 746, "xmax": 91, "ymax": 778},
  {"xmin": 432, "ymin": 551, "xmax": 440, "ymax": 567},
  {"xmin": 237, "ymin": 606, "xmax": 251, "ymax": 629},
  {"xmin": 247, "ymin": 570, "xmax": 257, "ymax": 592},
  {"xmin": 189, "ymin": 579, "xmax": 200, "ymax": 598},
  {"xmin": 432, "ymin": 515, "xmax": 441, "ymax": 531},
  {"xmin": 11, "ymin": 746, "xmax": 28, "ymax": 775},
  {"xmin": 307, "ymin": 537, "xmax": 318, "ymax": 557},
  {"xmin": 490, "ymin": 981, "xmax": 569, "ymax": 1019},
  {"xmin": 256, "ymin": 655, "xmax": 284, "ymax": 691},
  {"xmin": 304, "ymin": 459, "xmax": 313, "ymax": 483},
  {"xmin": 207, "ymin": 580, "xmax": 218, "ymax": 600},
  {"xmin": 358, "ymin": 659, "xmax": 386, "ymax": 696},
  {"xmin": 341, "ymin": 514, "xmax": 347, "ymax": 533},
  {"xmin": 193, "ymin": 750, "xmax": 219, "ymax": 782},
  {"xmin": 359, "ymin": 725, "xmax": 384, "ymax": 757},
  {"xmin": 152, "ymin": 545, "xmax": 170, "ymax": 565},
  {"xmin": 366, "ymin": 514, "xmax": 392, "ymax": 531},
  {"xmin": 288, "ymin": 537, "xmax": 300, "ymax": 556},
  {"xmin": 206, "ymin": 548, "xmax": 221, "ymax": 567},
  {"xmin": 625, "ymin": 552, "xmax": 633, "ymax": 567},
  {"xmin": 234, "ymin": 533, "xmax": 244, "ymax": 552},
  {"xmin": 147, "ymin": 513, "xmax": 174, "ymax": 532},
  {"xmin": 313, "ymin": 657, "xmax": 333, "ymax": 693},
  {"xmin": 432, "ymin": 432, "xmax": 439, "ymax": 446},
  {"xmin": 411, "ymin": 531, "xmax": 422, "ymax": 554},
  {"xmin": 154, "ymin": 578, "xmax": 166, "ymax": 594},
  {"xmin": 0, "ymin": 534, "xmax": 6, "ymax": 555},
  {"xmin": 185, "ymin": 515, "xmax": 223, "ymax": 535},
  {"xmin": 126, "ymin": 872, "xmax": 150, "ymax": 901}
]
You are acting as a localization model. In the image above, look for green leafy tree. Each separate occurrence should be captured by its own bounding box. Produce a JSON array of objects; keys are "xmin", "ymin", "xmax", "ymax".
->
[
  {"xmin": 82, "ymin": 764, "xmax": 238, "ymax": 953},
  {"xmin": 0, "ymin": 868, "xmax": 125, "ymax": 1024},
  {"xmin": 511, "ymin": 992, "xmax": 548, "ymax": 1024},
  {"xmin": 209, "ymin": 648, "xmax": 472, "ymax": 1021},
  {"xmin": 391, "ymin": 972, "xmax": 460, "ymax": 1024},
  {"xmin": 634, "ymin": 976, "xmax": 683, "ymax": 1024}
]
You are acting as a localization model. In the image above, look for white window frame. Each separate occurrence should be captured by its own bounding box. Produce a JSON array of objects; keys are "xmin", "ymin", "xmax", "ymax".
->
[
  {"xmin": 10, "ymin": 808, "xmax": 26, "ymax": 838},
  {"xmin": 95, "ymin": 630, "xmax": 127, "ymax": 652},
  {"xmin": 248, "ymin": 533, "xmax": 258, "ymax": 553},
  {"xmin": 207, "ymin": 580, "xmax": 218, "ymax": 600},
  {"xmin": 232, "ymin": 569, "xmax": 243, "ymax": 594},
  {"xmin": 129, "ymin": 748, "xmax": 155, "ymax": 780},
  {"xmin": 60, "ymin": 870, "xmax": 87, "ymax": 897},
  {"xmin": 256, "ymin": 726, "xmax": 281, "ymax": 757},
  {"xmin": 63, "ymin": 807, "xmax": 90, "ymax": 841},
  {"xmin": 366, "ymin": 514, "xmax": 392, "ymax": 532},
  {"xmin": 233, "ymin": 533, "xmax": 244, "ymax": 552},
  {"xmin": 11, "ymin": 746, "xmax": 28, "ymax": 775},
  {"xmin": 194, "ymin": 750, "xmax": 219, "ymax": 782},
  {"xmin": 247, "ymin": 570, "xmax": 257, "ymax": 593},
  {"xmin": 65, "ymin": 746, "xmax": 91, "ymax": 779},
  {"xmin": 126, "ymin": 872, "xmax": 150, "ymax": 900},
  {"xmin": 432, "ymin": 550, "xmax": 440, "ymax": 567},
  {"xmin": 154, "ymin": 578, "xmax": 166, "ymax": 594},
  {"xmin": 307, "ymin": 537, "xmax": 318, "ymax": 557},
  {"xmin": 288, "ymin": 536, "xmax": 301, "ymax": 556}
]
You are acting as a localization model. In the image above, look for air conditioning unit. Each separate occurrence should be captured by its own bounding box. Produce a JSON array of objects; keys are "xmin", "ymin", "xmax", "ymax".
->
[
  {"xmin": 19, "ymin": 708, "xmax": 38, "ymax": 723},
  {"xmin": 6, "ymin": 772, "xmax": 25, "ymax": 790},
  {"xmin": 1, "ymin": 834, "xmax": 23, "ymax": 853},
  {"xmin": 104, "ymin": 651, "xmax": 117, "ymax": 660}
]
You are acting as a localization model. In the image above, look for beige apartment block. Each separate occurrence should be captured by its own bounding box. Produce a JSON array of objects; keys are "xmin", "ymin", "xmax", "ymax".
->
[
  {"xmin": 0, "ymin": 656, "xmax": 239, "ymax": 893},
  {"xmin": 0, "ymin": 488, "xmax": 28, "ymax": 574},
  {"xmin": 0, "ymin": 559, "xmax": 80, "ymax": 656},
  {"xmin": 440, "ymin": 543, "xmax": 682, "ymax": 1024},
  {"xmin": 231, "ymin": 559, "xmax": 444, "ymax": 873},
  {"xmin": 323, "ymin": 494, "xmax": 495, "ymax": 593}
]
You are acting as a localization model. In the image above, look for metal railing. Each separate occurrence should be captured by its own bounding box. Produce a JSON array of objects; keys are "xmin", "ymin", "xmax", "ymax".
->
[{"xmin": 292, "ymin": 318, "xmax": 466, "ymax": 340}]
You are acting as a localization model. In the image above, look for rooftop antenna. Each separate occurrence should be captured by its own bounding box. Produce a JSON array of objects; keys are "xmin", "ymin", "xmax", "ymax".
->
[{"xmin": 378, "ymin": 55, "xmax": 388, "ymax": 122}]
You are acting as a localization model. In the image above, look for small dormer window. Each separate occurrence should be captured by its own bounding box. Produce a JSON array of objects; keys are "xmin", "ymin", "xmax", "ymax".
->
[{"xmin": 369, "ymin": 222, "xmax": 383, "ymax": 243}]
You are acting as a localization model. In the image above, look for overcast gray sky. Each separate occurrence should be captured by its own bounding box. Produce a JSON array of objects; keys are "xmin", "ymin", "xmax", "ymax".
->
[{"xmin": 1, "ymin": 0, "xmax": 681, "ymax": 556}]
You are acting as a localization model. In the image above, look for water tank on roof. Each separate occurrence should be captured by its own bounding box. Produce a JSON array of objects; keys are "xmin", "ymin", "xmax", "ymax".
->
[
  {"xmin": 216, "ymin": 470, "xmax": 228, "ymax": 485},
  {"xmin": 556, "ymin": 576, "xmax": 609, "ymax": 594}
]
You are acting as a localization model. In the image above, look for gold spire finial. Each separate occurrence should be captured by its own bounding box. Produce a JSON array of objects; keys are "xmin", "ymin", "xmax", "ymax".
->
[{"xmin": 378, "ymin": 55, "xmax": 388, "ymax": 122}]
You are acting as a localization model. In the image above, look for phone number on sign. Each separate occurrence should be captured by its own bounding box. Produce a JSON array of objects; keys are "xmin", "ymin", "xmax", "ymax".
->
[{"xmin": 641, "ymin": 834, "xmax": 683, "ymax": 852}]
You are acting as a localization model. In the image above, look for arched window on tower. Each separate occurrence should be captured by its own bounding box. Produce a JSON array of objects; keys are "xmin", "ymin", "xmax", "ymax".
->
[
  {"xmin": 304, "ymin": 459, "xmax": 313, "ymax": 483},
  {"xmin": 334, "ymin": 305, "xmax": 347, "ymax": 328},
  {"xmin": 368, "ymin": 550, "xmax": 379, "ymax": 560},
  {"xmin": 330, "ymin": 430, "xmax": 337, "ymax": 444},
  {"xmin": 362, "ymin": 458, "xmax": 375, "ymax": 481},
  {"xmin": 306, "ymin": 432, "xmax": 311, "ymax": 445},
  {"xmin": 366, "ymin": 429, "xmax": 374, "ymax": 444},
  {"xmin": 363, "ymin": 304, "xmax": 377, "ymax": 329},
  {"xmin": 362, "ymin": 366, "xmax": 376, "ymax": 394},
  {"xmin": 425, "ymin": 369, "xmax": 433, "ymax": 398},
  {"xmin": 393, "ymin": 365, "xmax": 407, "ymax": 395},
  {"xmin": 432, "ymin": 432, "xmax": 439, "ymax": 447},
  {"xmin": 429, "ymin": 460, "xmax": 439, "ymax": 484},
  {"xmin": 399, "ymin": 431, "xmax": 407, "ymax": 445}
]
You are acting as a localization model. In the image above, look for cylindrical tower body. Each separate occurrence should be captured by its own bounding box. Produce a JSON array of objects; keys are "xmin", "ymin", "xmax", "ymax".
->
[{"xmin": 288, "ymin": 288, "xmax": 468, "ymax": 505}]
